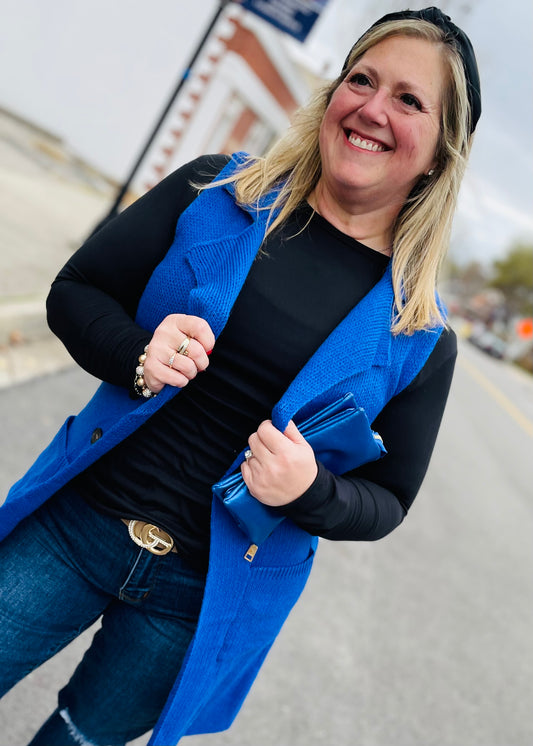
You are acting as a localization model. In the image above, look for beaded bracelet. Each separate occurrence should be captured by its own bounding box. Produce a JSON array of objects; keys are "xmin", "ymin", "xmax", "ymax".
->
[{"xmin": 133, "ymin": 345, "xmax": 157, "ymax": 398}]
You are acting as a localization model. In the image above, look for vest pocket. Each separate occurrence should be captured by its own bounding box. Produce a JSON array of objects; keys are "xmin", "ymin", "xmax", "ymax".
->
[
  {"xmin": 216, "ymin": 545, "xmax": 316, "ymax": 662},
  {"xmin": 31, "ymin": 414, "xmax": 75, "ymax": 474}
]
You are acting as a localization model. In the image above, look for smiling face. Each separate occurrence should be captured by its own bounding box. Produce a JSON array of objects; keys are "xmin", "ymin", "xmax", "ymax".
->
[{"xmin": 317, "ymin": 34, "xmax": 446, "ymax": 213}]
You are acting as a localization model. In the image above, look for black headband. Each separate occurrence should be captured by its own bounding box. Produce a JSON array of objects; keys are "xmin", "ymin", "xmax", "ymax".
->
[{"xmin": 342, "ymin": 6, "xmax": 481, "ymax": 133}]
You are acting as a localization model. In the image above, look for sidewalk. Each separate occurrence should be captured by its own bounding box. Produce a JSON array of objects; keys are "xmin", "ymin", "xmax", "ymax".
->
[
  {"xmin": 0, "ymin": 335, "xmax": 75, "ymax": 389},
  {"xmin": 0, "ymin": 107, "xmax": 115, "ymax": 389}
]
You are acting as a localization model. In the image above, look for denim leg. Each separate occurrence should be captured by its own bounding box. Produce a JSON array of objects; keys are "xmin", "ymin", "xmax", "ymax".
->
[
  {"xmin": 26, "ymin": 709, "xmax": 87, "ymax": 746},
  {"xmin": 29, "ymin": 566, "xmax": 204, "ymax": 746},
  {"xmin": 0, "ymin": 507, "xmax": 111, "ymax": 697},
  {"xmin": 15, "ymin": 487, "xmax": 206, "ymax": 746}
]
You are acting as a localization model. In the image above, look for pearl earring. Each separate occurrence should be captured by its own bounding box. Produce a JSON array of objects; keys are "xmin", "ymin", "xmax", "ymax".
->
[{"xmin": 427, "ymin": 169, "xmax": 435, "ymax": 177}]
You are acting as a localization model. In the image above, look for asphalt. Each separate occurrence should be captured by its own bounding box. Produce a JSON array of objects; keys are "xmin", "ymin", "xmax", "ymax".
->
[
  {"xmin": 0, "ymin": 108, "xmax": 116, "ymax": 389},
  {"xmin": 1, "ymin": 340, "xmax": 532, "ymax": 746}
]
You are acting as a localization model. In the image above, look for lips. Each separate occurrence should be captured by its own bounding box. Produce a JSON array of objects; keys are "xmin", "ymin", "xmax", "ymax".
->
[{"xmin": 346, "ymin": 129, "xmax": 388, "ymax": 152}]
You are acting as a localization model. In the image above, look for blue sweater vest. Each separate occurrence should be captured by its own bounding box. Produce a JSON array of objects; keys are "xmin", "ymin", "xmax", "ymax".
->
[{"xmin": 1, "ymin": 154, "xmax": 443, "ymax": 743}]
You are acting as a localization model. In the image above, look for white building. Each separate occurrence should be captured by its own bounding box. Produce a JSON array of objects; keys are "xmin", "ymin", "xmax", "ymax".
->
[{"xmin": 131, "ymin": 5, "xmax": 315, "ymax": 197}]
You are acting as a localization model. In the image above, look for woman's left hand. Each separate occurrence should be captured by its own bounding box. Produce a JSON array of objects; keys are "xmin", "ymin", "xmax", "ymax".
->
[{"xmin": 241, "ymin": 420, "xmax": 318, "ymax": 506}]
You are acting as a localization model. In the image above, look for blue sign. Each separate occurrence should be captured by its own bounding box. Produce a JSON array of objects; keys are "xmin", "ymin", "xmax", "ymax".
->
[{"xmin": 240, "ymin": 0, "xmax": 329, "ymax": 43}]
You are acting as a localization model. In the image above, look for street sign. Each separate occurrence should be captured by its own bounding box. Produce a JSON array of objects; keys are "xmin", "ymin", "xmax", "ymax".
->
[
  {"xmin": 240, "ymin": 0, "xmax": 329, "ymax": 42},
  {"xmin": 516, "ymin": 318, "xmax": 533, "ymax": 339}
]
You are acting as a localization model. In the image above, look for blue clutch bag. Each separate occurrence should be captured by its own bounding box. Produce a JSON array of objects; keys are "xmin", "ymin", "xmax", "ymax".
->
[{"xmin": 212, "ymin": 393, "xmax": 387, "ymax": 546}]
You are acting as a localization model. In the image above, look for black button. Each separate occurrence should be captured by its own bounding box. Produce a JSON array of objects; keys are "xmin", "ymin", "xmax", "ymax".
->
[{"xmin": 90, "ymin": 428, "xmax": 103, "ymax": 444}]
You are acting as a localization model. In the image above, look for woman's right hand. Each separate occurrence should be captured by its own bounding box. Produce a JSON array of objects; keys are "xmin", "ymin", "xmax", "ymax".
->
[{"xmin": 142, "ymin": 314, "xmax": 215, "ymax": 394}]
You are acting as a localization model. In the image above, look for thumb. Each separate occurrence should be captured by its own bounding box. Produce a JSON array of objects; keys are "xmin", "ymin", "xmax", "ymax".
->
[{"xmin": 283, "ymin": 419, "xmax": 306, "ymax": 444}]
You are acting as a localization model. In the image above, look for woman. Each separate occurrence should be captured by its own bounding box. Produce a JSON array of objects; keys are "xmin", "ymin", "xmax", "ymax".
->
[{"xmin": 0, "ymin": 7, "xmax": 481, "ymax": 746}]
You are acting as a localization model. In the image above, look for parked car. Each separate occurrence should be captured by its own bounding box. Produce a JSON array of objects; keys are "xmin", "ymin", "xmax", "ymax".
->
[{"xmin": 467, "ymin": 329, "xmax": 507, "ymax": 359}]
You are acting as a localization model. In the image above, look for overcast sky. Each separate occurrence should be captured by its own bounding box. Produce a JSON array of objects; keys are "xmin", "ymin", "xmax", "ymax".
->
[{"xmin": 1, "ymin": 0, "xmax": 532, "ymax": 265}]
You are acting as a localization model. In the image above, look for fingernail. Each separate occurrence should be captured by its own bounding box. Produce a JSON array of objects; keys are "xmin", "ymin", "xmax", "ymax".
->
[{"xmin": 207, "ymin": 349, "xmax": 213, "ymax": 356}]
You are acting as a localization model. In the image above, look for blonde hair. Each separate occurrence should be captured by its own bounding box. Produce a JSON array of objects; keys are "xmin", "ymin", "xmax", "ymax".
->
[{"xmin": 201, "ymin": 19, "xmax": 473, "ymax": 334}]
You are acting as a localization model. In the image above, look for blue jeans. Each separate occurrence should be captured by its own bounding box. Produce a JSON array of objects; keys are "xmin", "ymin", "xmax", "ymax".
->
[{"xmin": 0, "ymin": 486, "xmax": 206, "ymax": 745}]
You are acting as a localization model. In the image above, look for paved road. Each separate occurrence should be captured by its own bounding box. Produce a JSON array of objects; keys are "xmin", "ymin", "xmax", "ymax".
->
[{"xmin": 0, "ymin": 339, "xmax": 532, "ymax": 746}]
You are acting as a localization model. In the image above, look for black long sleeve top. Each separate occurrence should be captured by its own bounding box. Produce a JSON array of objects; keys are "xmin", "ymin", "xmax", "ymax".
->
[{"xmin": 47, "ymin": 154, "xmax": 456, "ymax": 573}]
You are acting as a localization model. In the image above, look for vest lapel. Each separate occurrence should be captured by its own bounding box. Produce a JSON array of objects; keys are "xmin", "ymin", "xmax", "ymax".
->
[
  {"xmin": 166, "ymin": 154, "xmax": 397, "ymax": 430},
  {"xmin": 184, "ymin": 176, "xmax": 272, "ymax": 337},
  {"xmin": 272, "ymin": 262, "xmax": 394, "ymax": 429},
  {"xmin": 184, "ymin": 223, "xmax": 261, "ymax": 336}
]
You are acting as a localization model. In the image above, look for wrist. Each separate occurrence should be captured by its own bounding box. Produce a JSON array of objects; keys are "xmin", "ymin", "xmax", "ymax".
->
[{"xmin": 133, "ymin": 345, "xmax": 157, "ymax": 398}]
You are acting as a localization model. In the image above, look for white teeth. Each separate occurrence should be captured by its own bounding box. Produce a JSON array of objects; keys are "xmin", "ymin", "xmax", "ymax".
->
[{"xmin": 348, "ymin": 133, "xmax": 385, "ymax": 152}]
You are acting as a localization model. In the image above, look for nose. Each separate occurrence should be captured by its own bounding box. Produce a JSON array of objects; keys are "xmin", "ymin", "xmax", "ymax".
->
[{"xmin": 358, "ymin": 88, "xmax": 389, "ymax": 127}]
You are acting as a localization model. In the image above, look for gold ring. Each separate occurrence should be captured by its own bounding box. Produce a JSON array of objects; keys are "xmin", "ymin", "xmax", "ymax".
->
[
  {"xmin": 177, "ymin": 336, "xmax": 190, "ymax": 357},
  {"xmin": 244, "ymin": 449, "xmax": 253, "ymax": 460}
]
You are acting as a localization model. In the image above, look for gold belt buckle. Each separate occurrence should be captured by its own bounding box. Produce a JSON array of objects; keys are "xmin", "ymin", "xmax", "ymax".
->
[{"xmin": 126, "ymin": 520, "xmax": 175, "ymax": 555}]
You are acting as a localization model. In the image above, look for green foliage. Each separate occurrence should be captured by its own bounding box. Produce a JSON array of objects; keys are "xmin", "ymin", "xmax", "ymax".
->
[
  {"xmin": 442, "ymin": 258, "xmax": 489, "ymax": 303},
  {"xmin": 489, "ymin": 243, "xmax": 533, "ymax": 316}
]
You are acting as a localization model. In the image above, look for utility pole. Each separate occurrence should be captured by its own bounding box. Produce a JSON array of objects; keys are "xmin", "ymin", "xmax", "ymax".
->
[{"xmin": 89, "ymin": 0, "xmax": 232, "ymax": 236}]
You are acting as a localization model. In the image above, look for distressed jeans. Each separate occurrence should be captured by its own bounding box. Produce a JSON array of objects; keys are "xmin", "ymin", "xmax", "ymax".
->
[{"xmin": 0, "ymin": 486, "xmax": 206, "ymax": 745}]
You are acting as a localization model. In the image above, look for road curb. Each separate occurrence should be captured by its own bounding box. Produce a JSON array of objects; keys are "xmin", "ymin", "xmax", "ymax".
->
[
  {"xmin": 0, "ymin": 335, "xmax": 75, "ymax": 390},
  {"xmin": 0, "ymin": 297, "xmax": 49, "ymax": 346}
]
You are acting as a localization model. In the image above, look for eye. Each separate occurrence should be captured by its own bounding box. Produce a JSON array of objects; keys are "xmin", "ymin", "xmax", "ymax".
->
[
  {"xmin": 400, "ymin": 93, "xmax": 422, "ymax": 110},
  {"xmin": 348, "ymin": 72, "xmax": 372, "ymax": 87}
]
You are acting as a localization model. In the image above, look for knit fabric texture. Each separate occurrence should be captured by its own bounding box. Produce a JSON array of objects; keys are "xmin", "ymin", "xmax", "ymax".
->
[{"xmin": 1, "ymin": 153, "xmax": 443, "ymax": 744}]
